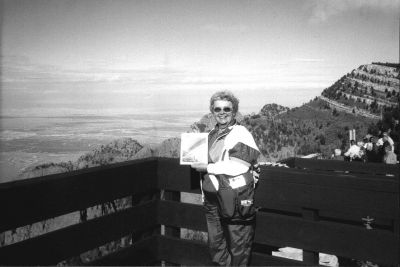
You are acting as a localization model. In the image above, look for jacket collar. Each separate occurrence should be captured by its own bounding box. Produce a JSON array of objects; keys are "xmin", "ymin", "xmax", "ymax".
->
[{"xmin": 210, "ymin": 119, "xmax": 238, "ymax": 138}]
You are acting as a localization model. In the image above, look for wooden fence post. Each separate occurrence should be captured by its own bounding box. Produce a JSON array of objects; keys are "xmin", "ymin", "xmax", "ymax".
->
[
  {"xmin": 302, "ymin": 208, "xmax": 319, "ymax": 265},
  {"xmin": 161, "ymin": 190, "xmax": 181, "ymax": 237},
  {"xmin": 161, "ymin": 190, "xmax": 181, "ymax": 266},
  {"xmin": 0, "ymin": 232, "xmax": 5, "ymax": 247}
]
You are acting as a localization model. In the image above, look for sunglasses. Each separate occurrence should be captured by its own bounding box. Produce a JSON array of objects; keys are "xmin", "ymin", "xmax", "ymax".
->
[{"xmin": 213, "ymin": 107, "xmax": 232, "ymax": 113}]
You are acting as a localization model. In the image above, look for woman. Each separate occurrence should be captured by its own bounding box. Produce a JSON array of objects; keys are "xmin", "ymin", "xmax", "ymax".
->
[{"xmin": 192, "ymin": 90, "xmax": 260, "ymax": 266}]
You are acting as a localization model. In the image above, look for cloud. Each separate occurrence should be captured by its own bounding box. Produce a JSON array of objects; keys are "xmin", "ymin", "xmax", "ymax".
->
[
  {"xmin": 2, "ymin": 55, "xmax": 257, "ymax": 86},
  {"xmin": 1, "ymin": 55, "xmax": 70, "ymax": 83},
  {"xmin": 1, "ymin": 54, "xmax": 335, "ymax": 94},
  {"xmin": 201, "ymin": 23, "xmax": 248, "ymax": 33},
  {"xmin": 1, "ymin": 55, "xmax": 176, "ymax": 84},
  {"xmin": 307, "ymin": 0, "xmax": 400, "ymax": 23},
  {"xmin": 292, "ymin": 58, "xmax": 325, "ymax": 63}
]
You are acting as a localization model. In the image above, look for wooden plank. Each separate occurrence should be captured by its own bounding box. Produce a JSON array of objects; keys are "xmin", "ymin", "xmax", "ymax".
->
[
  {"xmin": 92, "ymin": 235, "xmax": 211, "ymax": 266},
  {"xmin": 0, "ymin": 200, "xmax": 158, "ymax": 265},
  {"xmin": 290, "ymin": 158, "xmax": 399, "ymax": 175},
  {"xmin": 256, "ymin": 182, "xmax": 397, "ymax": 223},
  {"xmin": 317, "ymin": 209, "xmax": 394, "ymax": 228},
  {"xmin": 87, "ymin": 235, "xmax": 159, "ymax": 266},
  {"xmin": 158, "ymin": 235, "xmax": 310, "ymax": 266},
  {"xmin": 158, "ymin": 200, "xmax": 207, "ymax": 232},
  {"xmin": 256, "ymin": 168, "xmax": 398, "ymax": 221},
  {"xmin": 254, "ymin": 211, "xmax": 399, "ymax": 266},
  {"xmin": 257, "ymin": 207, "xmax": 394, "ymax": 230},
  {"xmin": 251, "ymin": 252, "xmax": 309, "ymax": 266},
  {"xmin": 157, "ymin": 158, "xmax": 201, "ymax": 192},
  {"xmin": 311, "ymin": 185, "xmax": 397, "ymax": 219},
  {"xmin": 157, "ymin": 235, "xmax": 212, "ymax": 266},
  {"xmin": 0, "ymin": 158, "xmax": 158, "ymax": 232},
  {"xmin": 259, "ymin": 166, "xmax": 398, "ymax": 193}
]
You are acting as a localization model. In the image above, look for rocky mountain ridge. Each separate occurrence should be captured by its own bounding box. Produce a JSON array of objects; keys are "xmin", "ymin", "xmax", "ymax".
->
[
  {"xmin": 260, "ymin": 103, "xmax": 290, "ymax": 119},
  {"xmin": 18, "ymin": 137, "xmax": 180, "ymax": 179},
  {"xmin": 321, "ymin": 63, "xmax": 399, "ymax": 117}
]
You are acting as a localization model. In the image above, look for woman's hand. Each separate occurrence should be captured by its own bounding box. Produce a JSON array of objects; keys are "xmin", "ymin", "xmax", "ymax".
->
[{"xmin": 191, "ymin": 163, "xmax": 208, "ymax": 172}]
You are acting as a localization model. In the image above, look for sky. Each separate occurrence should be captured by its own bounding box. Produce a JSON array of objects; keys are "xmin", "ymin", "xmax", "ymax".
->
[{"xmin": 1, "ymin": 0, "xmax": 399, "ymax": 116}]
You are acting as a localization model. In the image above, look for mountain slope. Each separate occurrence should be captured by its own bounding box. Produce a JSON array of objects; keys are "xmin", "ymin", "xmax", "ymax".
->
[
  {"xmin": 321, "ymin": 63, "xmax": 399, "ymax": 117},
  {"xmin": 241, "ymin": 98, "xmax": 377, "ymax": 161}
]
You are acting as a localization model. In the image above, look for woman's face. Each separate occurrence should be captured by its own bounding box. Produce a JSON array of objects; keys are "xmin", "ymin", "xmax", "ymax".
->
[{"xmin": 212, "ymin": 100, "xmax": 235, "ymax": 128}]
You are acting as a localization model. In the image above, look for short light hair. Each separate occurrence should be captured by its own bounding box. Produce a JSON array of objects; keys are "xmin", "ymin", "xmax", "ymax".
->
[{"xmin": 209, "ymin": 90, "xmax": 239, "ymax": 113}]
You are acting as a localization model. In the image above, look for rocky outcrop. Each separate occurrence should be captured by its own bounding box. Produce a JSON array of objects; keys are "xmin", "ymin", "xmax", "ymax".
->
[
  {"xmin": 190, "ymin": 113, "xmax": 216, "ymax": 133},
  {"xmin": 18, "ymin": 161, "xmax": 75, "ymax": 179},
  {"xmin": 132, "ymin": 146, "xmax": 154, "ymax": 159},
  {"xmin": 154, "ymin": 137, "xmax": 180, "ymax": 158},
  {"xmin": 260, "ymin": 103, "xmax": 290, "ymax": 119},
  {"xmin": 18, "ymin": 138, "xmax": 144, "ymax": 178},
  {"xmin": 75, "ymin": 138, "xmax": 143, "ymax": 169}
]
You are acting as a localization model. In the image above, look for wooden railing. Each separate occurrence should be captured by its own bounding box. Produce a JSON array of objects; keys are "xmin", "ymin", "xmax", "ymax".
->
[{"xmin": 0, "ymin": 157, "xmax": 398, "ymax": 266}]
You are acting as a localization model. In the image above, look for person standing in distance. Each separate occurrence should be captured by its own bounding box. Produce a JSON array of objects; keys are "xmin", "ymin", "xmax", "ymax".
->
[{"xmin": 192, "ymin": 90, "xmax": 260, "ymax": 266}]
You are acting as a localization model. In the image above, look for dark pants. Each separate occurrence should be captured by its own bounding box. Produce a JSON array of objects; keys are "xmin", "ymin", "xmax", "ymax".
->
[{"xmin": 204, "ymin": 191, "xmax": 255, "ymax": 266}]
